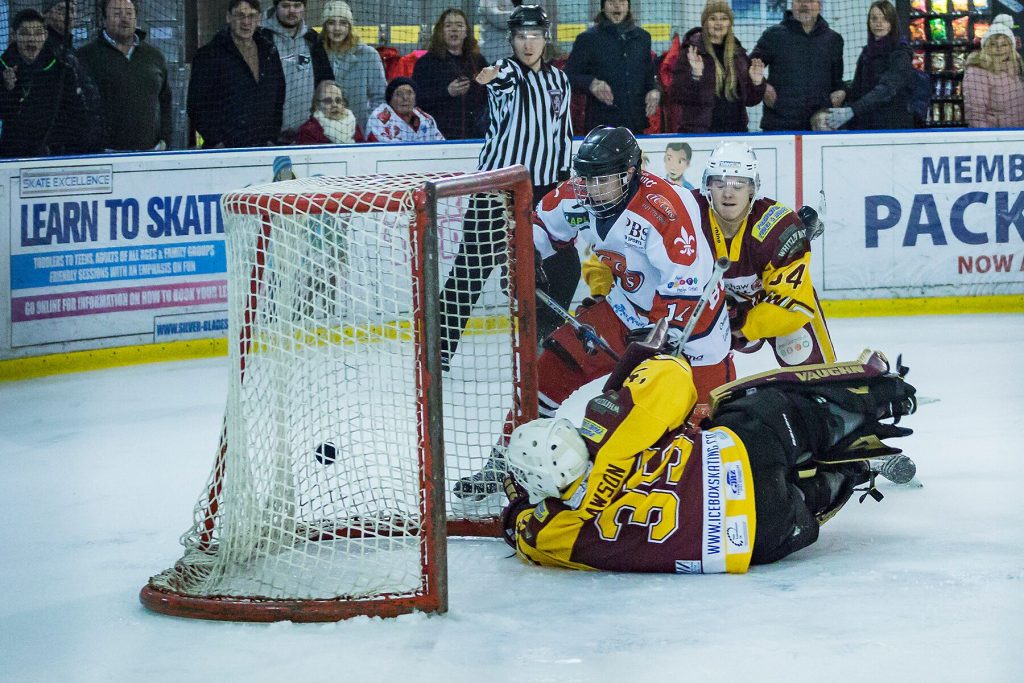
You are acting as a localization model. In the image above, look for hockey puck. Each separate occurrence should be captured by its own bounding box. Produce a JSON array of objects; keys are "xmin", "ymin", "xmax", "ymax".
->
[{"xmin": 315, "ymin": 441, "xmax": 337, "ymax": 466}]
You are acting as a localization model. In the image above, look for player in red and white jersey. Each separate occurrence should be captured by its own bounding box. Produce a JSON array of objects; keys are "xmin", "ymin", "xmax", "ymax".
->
[
  {"xmin": 452, "ymin": 126, "xmax": 731, "ymax": 502},
  {"xmin": 696, "ymin": 141, "xmax": 835, "ymax": 366},
  {"xmin": 531, "ymin": 126, "xmax": 733, "ymax": 419}
]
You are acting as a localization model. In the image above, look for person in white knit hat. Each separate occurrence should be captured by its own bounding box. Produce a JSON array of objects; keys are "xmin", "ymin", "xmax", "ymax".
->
[
  {"xmin": 963, "ymin": 14, "xmax": 1024, "ymax": 128},
  {"xmin": 319, "ymin": 0, "xmax": 386, "ymax": 133}
]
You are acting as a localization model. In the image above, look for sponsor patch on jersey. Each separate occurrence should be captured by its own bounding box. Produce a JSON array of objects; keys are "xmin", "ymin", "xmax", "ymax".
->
[
  {"xmin": 579, "ymin": 418, "xmax": 607, "ymax": 443},
  {"xmin": 612, "ymin": 302, "xmax": 646, "ymax": 329},
  {"xmin": 565, "ymin": 210, "xmax": 588, "ymax": 227},
  {"xmin": 666, "ymin": 275, "xmax": 699, "ymax": 291},
  {"xmin": 590, "ymin": 394, "xmax": 621, "ymax": 415},
  {"xmin": 751, "ymin": 203, "xmax": 791, "ymax": 243},
  {"xmin": 726, "ymin": 515, "xmax": 750, "ymax": 553},
  {"xmin": 645, "ymin": 194, "xmax": 678, "ymax": 221},
  {"xmin": 533, "ymin": 500, "xmax": 549, "ymax": 522},
  {"xmin": 674, "ymin": 560, "xmax": 702, "ymax": 574},
  {"xmin": 776, "ymin": 327, "xmax": 814, "ymax": 364},
  {"xmin": 725, "ymin": 461, "xmax": 745, "ymax": 499},
  {"xmin": 622, "ymin": 216, "xmax": 649, "ymax": 250}
]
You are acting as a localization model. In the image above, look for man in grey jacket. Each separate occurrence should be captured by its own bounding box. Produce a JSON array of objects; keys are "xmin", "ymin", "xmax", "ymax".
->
[
  {"xmin": 263, "ymin": 0, "xmax": 333, "ymax": 141},
  {"xmin": 751, "ymin": 0, "xmax": 844, "ymax": 132}
]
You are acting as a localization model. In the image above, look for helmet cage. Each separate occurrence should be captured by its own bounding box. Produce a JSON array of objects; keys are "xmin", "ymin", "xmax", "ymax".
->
[
  {"xmin": 507, "ymin": 418, "xmax": 590, "ymax": 504},
  {"xmin": 570, "ymin": 169, "xmax": 632, "ymax": 218}
]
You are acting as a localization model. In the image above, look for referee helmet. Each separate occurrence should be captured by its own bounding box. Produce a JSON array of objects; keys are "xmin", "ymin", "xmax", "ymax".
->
[
  {"xmin": 508, "ymin": 5, "xmax": 549, "ymax": 36},
  {"xmin": 571, "ymin": 126, "xmax": 642, "ymax": 217}
]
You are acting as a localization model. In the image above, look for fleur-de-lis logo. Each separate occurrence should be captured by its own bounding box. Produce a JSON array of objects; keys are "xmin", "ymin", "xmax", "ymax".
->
[{"xmin": 674, "ymin": 230, "xmax": 695, "ymax": 258}]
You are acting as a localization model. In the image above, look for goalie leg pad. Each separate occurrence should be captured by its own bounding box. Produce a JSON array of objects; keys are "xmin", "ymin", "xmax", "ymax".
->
[
  {"xmin": 710, "ymin": 349, "xmax": 917, "ymax": 423},
  {"xmin": 537, "ymin": 301, "xmax": 626, "ymax": 409}
]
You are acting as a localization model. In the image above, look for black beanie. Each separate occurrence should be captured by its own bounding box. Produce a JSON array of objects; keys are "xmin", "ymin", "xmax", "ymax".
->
[{"xmin": 385, "ymin": 77, "xmax": 416, "ymax": 105}]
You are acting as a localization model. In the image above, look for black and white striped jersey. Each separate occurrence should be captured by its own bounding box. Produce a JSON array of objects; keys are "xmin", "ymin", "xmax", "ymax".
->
[{"xmin": 477, "ymin": 58, "xmax": 572, "ymax": 188}]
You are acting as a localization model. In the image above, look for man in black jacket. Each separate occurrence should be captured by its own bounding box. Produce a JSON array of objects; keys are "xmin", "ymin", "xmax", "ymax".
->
[
  {"xmin": 78, "ymin": 0, "xmax": 172, "ymax": 151},
  {"xmin": 565, "ymin": 0, "xmax": 660, "ymax": 134},
  {"xmin": 187, "ymin": 0, "xmax": 286, "ymax": 149},
  {"xmin": 0, "ymin": 8, "xmax": 98, "ymax": 157},
  {"xmin": 751, "ymin": 0, "xmax": 844, "ymax": 132}
]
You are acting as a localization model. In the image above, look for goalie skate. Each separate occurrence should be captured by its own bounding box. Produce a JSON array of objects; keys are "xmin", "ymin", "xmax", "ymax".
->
[{"xmin": 451, "ymin": 448, "xmax": 508, "ymax": 512}]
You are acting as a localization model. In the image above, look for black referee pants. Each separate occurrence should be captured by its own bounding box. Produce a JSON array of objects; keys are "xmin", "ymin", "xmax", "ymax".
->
[{"xmin": 439, "ymin": 183, "xmax": 580, "ymax": 359}]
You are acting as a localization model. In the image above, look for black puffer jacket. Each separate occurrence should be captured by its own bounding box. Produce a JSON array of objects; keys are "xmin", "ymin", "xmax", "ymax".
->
[
  {"xmin": 187, "ymin": 28, "xmax": 286, "ymax": 148},
  {"xmin": 751, "ymin": 11, "xmax": 844, "ymax": 131},
  {"xmin": 0, "ymin": 44, "xmax": 99, "ymax": 157},
  {"xmin": 845, "ymin": 36, "xmax": 914, "ymax": 130},
  {"xmin": 565, "ymin": 16, "xmax": 658, "ymax": 134}
]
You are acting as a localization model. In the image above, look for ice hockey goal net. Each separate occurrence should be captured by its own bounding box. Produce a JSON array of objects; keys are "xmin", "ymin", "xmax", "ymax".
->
[{"xmin": 140, "ymin": 167, "xmax": 537, "ymax": 621}]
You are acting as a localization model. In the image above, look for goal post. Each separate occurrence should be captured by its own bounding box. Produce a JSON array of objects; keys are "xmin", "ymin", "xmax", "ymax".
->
[{"xmin": 140, "ymin": 166, "xmax": 538, "ymax": 621}]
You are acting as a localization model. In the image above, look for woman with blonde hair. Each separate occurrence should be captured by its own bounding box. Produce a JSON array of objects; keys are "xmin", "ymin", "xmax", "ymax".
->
[
  {"xmin": 295, "ymin": 80, "xmax": 358, "ymax": 144},
  {"xmin": 963, "ymin": 14, "xmax": 1024, "ymax": 128},
  {"xmin": 668, "ymin": 0, "xmax": 765, "ymax": 133},
  {"xmin": 319, "ymin": 0, "xmax": 386, "ymax": 133}
]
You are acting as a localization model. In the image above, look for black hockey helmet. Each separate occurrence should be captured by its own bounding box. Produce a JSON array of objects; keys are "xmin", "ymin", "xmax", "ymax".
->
[
  {"xmin": 571, "ymin": 127, "xmax": 642, "ymax": 217},
  {"xmin": 572, "ymin": 126, "xmax": 642, "ymax": 179},
  {"xmin": 508, "ymin": 5, "xmax": 550, "ymax": 34}
]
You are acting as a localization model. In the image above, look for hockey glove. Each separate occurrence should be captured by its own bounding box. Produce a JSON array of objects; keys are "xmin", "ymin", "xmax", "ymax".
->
[{"xmin": 501, "ymin": 474, "xmax": 531, "ymax": 549}]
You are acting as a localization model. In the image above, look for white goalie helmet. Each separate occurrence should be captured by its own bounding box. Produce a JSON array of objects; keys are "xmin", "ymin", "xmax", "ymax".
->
[
  {"xmin": 507, "ymin": 418, "xmax": 590, "ymax": 504},
  {"xmin": 701, "ymin": 141, "xmax": 761, "ymax": 202}
]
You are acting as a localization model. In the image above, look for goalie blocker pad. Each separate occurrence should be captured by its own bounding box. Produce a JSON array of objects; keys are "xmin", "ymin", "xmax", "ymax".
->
[{"xmin": 708, "ymin": 350, "xmax": 918, "ymax": 464}]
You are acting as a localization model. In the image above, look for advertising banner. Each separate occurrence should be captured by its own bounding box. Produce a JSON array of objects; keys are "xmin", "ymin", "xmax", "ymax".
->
[
  {"xmin": 3, "ymin": 145, "xmax": 483, "ymax": 352},
  {"xmin": 802, "ymin": 131, "xmax": 1024, "ymax": 299}
]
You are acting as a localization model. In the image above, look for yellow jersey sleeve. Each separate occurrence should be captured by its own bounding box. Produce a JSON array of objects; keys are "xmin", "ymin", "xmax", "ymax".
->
[
  {"xmin": 581, "ymin": 253, "xmax": 614, "ymax": 298},
  {"xmin": 741, "ymin": 250, "xmax": 817, "ymax": 341}
]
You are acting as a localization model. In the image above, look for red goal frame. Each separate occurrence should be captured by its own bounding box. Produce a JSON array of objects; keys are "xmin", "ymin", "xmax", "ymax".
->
[{"xmin": 139, "ymin": 166, "xmax": 538, "ymax": 621}]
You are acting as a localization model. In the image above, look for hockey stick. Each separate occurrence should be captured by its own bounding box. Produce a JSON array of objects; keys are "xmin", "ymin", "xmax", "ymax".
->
[
  {"xmin": 673, "ymin": 256, "xmax": 732, "ymax": 352},
  {"xmin": 535, "ymin": 289, "xmax": 621, "ymax": 361}
]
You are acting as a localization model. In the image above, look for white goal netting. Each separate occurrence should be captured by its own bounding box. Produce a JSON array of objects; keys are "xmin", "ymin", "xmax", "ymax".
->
[{"xmin": 143, "ymin": 171, "xmax": 536, "ymax": 619}]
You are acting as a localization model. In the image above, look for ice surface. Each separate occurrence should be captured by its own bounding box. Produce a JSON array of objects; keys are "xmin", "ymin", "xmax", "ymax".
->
[{"xmin": 1, "ymin": 314, "xmax": 1022, "ymax": 680}]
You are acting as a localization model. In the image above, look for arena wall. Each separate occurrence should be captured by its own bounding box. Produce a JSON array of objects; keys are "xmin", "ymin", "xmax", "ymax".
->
[{"xmin": 2, "ymin": 129, "xmax": 1022, "ymax": 375}]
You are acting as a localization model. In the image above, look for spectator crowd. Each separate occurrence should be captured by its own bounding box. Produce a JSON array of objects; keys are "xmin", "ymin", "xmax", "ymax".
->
[{"xmin": 1, "ymin": 0, "xmax": 1022, "ymax": 158}]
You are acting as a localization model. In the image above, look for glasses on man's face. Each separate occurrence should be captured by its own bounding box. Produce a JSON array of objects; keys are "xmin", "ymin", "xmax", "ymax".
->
[
  {"xmin": 708, "ymin": 176, "xmax": 752, "ymax": 191},
  {"xmin": 319, "ymin": 97, "xmax": 345, "ymax": 105}
]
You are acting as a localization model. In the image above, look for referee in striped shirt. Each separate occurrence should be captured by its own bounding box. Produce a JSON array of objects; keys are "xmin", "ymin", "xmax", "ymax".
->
[{"xmin": 440, "ymin": 4, "xmax": 576, "ymax": 365}]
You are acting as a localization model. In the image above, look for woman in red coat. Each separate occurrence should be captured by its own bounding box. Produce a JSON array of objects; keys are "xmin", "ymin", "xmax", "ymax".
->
[
  {"xmin": 295, "ymin": 80, "xmax": 360, "ymax": 144},
  {"xmin": 668, "ymin": 0, "xmax": 766, "ymax": 133}
]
